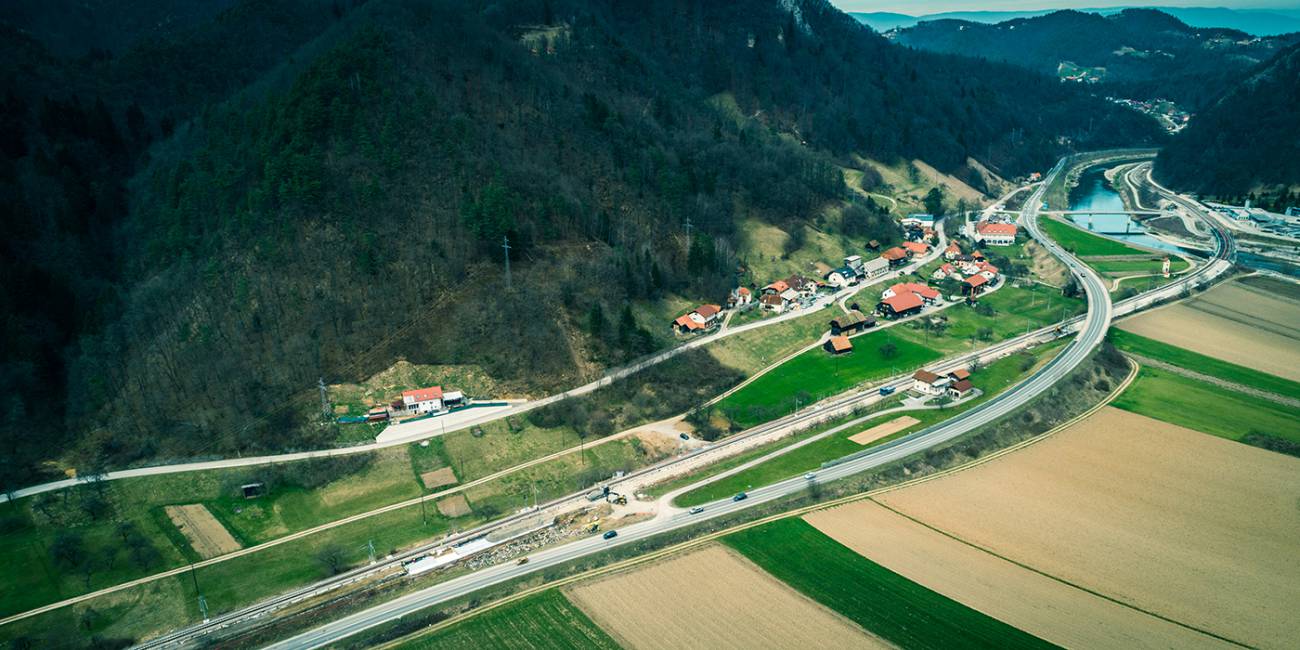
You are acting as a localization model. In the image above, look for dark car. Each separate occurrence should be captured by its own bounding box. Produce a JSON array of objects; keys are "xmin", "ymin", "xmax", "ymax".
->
[
  {"xmin": 679, "ymin": 433, "xmax": 690, "ymax": 441},
  {"xmin": 733, "ymin": 492, "xmax": 747, "ymax": 502},
  {"xmin": 602, "ymin": 530, "xmax": 618, "ymax": 540}
]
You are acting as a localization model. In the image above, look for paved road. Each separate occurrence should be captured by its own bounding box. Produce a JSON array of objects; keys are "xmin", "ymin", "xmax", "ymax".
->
[
  {"xmin": 4, "ymin": 228, "xmax": 949, "ymax": 504},
  {"xmin": 262, "ymin": 157, "xmax": 1122, "ymax": 649}
]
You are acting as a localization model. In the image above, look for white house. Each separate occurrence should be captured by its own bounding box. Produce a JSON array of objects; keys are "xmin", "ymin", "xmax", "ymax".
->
[
  {"xmin": 403, "ymin": 386, "xmax": 444, "ymax": 414},
  {"xmin": 911, "ymin": 370, "xmax": 949, "ymax": 396},
  {"xmin": 760, "ymin": 293, "xmax": 786, "ymax": 313},
  {"xmin": 825, "ymin": 266, "xmax": 860, "ymax": 288},
  {"xmin": 902, "ymin": 213, "xmax": 936, "ymax": 228},
  {"xmin": 845, "ymin": 255, "xmax": 865, "ymax": 273},
  {"xmin": 861, "ymin": 256, "xmax": 890, "ymax": 278}
]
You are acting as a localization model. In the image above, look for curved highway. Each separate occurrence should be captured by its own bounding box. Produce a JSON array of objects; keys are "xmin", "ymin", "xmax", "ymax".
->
[{"xmin": 264, "ymin": 157, "xmax": 1121, "ymax": 650}]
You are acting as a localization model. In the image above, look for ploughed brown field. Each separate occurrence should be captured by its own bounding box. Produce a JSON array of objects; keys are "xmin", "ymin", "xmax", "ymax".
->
[
  {"xmin": 164, "ymin": 504, "xmax": 242, "ymax": 559},
  {"xmin": 816, "ymin": 407, "xmax": 1298, "ymax": 649},
  {"xmin": 566, "ymin": 545, "xmax": 885, "ymax": 650},
  {"xmin": 848, "ymin": 415, "xmax": 920, "ymax": 445},
  {"xmin": 1118, "ymin": 279, "xmax": 1300, "ymax": 381}
]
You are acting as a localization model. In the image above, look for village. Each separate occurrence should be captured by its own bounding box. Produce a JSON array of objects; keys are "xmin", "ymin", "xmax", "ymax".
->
[{"xmin": 669, "ymin": 211, "xmax": 1022, "ymax": 405}]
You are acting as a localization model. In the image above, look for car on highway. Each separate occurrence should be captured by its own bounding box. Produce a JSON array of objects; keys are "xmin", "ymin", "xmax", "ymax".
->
[
  {"xmin": 733, "ymin": 492, "xmax": 747, "ymax": 502},
  {"xmin": 602, "ymin": 530, "xmax": 618, "ymax": 540},
  {"xmin": 688, "ymin": 506, "xmax": 704, "ymax": 515},
  {"xmin": 516, "ymin": 557, "xmax": 529, "ymax": 565},
  {"xmin": 804, "ymin": 472, "xmax": 816, "ymax": 480}
]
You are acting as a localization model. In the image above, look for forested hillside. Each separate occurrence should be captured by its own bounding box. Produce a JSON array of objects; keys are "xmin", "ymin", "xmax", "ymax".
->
[
  {"xmin": 0, "ymin": 0, "xmax": 1161, "ymax": 485},
  {"xmin": 1155, "ymin": 42, "xmax": 1300, "ymax": 199},
  {"xmin": 893, "ymin": 9, "xmax": 1299, "ymax": 109}
]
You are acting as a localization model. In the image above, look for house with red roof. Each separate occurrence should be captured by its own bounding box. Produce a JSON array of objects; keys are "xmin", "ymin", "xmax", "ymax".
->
[
  {"xmin": 932, "ymin": 263, "xmax": 959, "ymax": 281},
  {"xmin": 881, "ymin": 247, "xmax": 909, "ymax": 266},
  {"xmin": 881, "ymin": 282, "xmax": 939, "ymax": 304},
  {"xmin": 963, "ymin": 274, "xmax": 989, "ymax": 297},
  {"xmin": 903, "ymin": 241, "xmax": 930, "ymax": 256},
  {"xmin": 973, "ymin": 221, "xmax": 1017, "ymax": 246},
  {"xmin": 943, "ymin": 242, "xmax": 962, "ymax": 260},
  {"xmin": 402, "ymin": 386, "xmax": 445, "ymax": 414},
  {"xmin": 878, "ymin": 291, "xmax": 924, "ymax": 318},
  {"xmin": 671, "ymin": 304, "xmax": 723, "ymax": 335}
]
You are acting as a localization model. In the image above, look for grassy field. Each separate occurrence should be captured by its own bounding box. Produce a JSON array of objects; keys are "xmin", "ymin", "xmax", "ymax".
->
[
  {"xmin": 706, "ymin": 308, "xmax": 828, "ymax": 376},
  {"xmin": 1038, "ymin": 217, "xmax": 1150, "ymax": 257},
  {"xmin": 713, "ymin": 329, "xmax": 942, "ymax": 428},
  {"xmin": 1111, "ymin": 367, "xmax": 1300, "ymax": 443},
  {"xmin": 891, "ymin": 283, "xmax": 1084, "ymax": 355},
  {"xmin": 1089, "ymin": 258, "xmax": 1189, "ymax": 275},
  {"xmin": 1110, "ymin": 330, "xmax": 1300, "ymax": 399},
  {"xmin": 724, "ymin": 519, "xmax": 1055, "ymax": 649},
  {"xmin": 397, "ymin": 590, "xmax": 620, "ymax": 650},
  {"xmin": 676, "ymin": 342, "xmax": 1063, "ymax": 506}
]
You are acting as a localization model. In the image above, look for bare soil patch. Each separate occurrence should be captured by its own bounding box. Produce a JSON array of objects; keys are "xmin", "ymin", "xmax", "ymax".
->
[
  {"xmin": 848, "ymin": 416, "xmax": 920, "ymax": 445},
  {"xmin": 874, "ymin": 407, "xmax": 1300, "ymax": 649},
  {"xmin": 566, "ymin": 545, "xmax": 884, "ymax": 650},
  {"xmin": 806, "ymin": 501, "xmax": 1228, "ymax": 649},
  {"xmin": 420, "ymin": 466, "xmax": 458, "ymax": 490},
  {"xmin": 164, "ymin": 504, "xmax": 242, "ymax": 559},
  {"xmin": 435, "ymin": 494, "xmax": 471, "ymax": 518},
  {"xmin": 1119, "ymin": 281, "xmax": 1300, "ymax": 381}
]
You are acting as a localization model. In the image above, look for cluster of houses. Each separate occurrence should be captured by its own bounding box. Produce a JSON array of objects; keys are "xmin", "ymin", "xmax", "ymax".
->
[
  {"xmin": 672, "ymin": 303, "xmax": 725, "ymax": 335},
  {"xmin": 912, "ymin": 367, "xmax": 978, "ymax": 401},
  {"xmin": 931, "ymin": 241, "xmax": 1002, "ymax": 298},
  {"xmin": 877, "ymin": 282, "xmax": 940, "ymax": 318}
]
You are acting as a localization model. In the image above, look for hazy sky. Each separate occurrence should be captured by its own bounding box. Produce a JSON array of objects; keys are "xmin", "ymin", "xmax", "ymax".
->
[{"xmin": 830, "ymin": 1, "xmax": 1300, "ymax": 13}]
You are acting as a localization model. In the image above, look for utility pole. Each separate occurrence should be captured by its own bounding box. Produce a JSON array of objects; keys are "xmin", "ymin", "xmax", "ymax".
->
[
  {"xmin": 502, "ymin": 236, "xmax": 512, "ymax": 289},
  {"xmin": 318, "ymin": 377, "xmax": 330, "ymax": 419},
  {"xmin": 365, "ymin": 539, "xmax": 377, "ymax": 565},
  {"xmin": 684, "ymin": 216, "xmax": 693, "ymax": 239},
  {"xmin": 189, "ymin": 562, "xmax": 209, "ymax": 623}
]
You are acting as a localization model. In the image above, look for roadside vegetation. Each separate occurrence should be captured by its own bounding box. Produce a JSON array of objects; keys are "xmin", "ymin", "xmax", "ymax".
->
[
  {"xmin": 723, "ymin": 518, "xmax": 1054, "ymax": 649},
  {"xmin": 1038, "ymin": 217, "xmax": 1152, "ymax": 257}
]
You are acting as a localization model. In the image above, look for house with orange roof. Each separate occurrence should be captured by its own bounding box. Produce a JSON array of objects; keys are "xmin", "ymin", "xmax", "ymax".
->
[{"xmin": 671, "ymin": 304, "xmax": 723, "ymax": 335}]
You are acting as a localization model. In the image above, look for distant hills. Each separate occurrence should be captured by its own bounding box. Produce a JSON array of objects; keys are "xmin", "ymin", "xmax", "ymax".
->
[
  {"xmin": 0, "ymin": 0, "xmax": 1161, "ymax": 481},
  {"xmin": 852, "ymin": 6, "xmax": 1300, "ymax": 37},
  {"xmin": 1155, "ymin": 41, "xmax": 1300, "ymax": 197},
  {"xmin": 879, "ymin": 8, "xmax": 1299, "ymax": 109}
]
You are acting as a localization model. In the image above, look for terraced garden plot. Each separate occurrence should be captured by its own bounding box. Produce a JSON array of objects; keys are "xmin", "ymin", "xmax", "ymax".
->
[
  {"xmin": 875, "ymin": 407, "xmax": 1300, "ymax": 649},
  {"xmin": 724, "ymin": 519, "xmax": 1054, "ymax": 650},
  {"xmin": 567, "ymin": 545, "xmax": 882, "ymax": 649}
]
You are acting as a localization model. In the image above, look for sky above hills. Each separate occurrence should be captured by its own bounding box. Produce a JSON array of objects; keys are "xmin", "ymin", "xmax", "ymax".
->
[{"xmin": 831, "ymin": 1, "xmax": 1300, "ymax": 12}]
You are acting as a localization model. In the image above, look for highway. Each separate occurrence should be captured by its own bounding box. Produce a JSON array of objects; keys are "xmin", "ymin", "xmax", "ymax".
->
[{"xmin": 262, "ymin": 157, "xmax": 1122, "ymax": 650}]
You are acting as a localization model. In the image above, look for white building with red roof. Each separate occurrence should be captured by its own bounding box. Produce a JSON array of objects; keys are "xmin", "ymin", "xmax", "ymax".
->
[
  {"xmin": 402, "ymin": 386, "xmax": 444, "ymax": 414},
  {"xmin": 972, "ymin": 221, "xmax": 1018, "ymax": 246}
]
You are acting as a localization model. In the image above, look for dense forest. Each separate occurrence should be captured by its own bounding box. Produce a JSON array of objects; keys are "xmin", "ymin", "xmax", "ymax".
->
[
  {"xmin": 0, "ymin": 0, "xmax": 1162, "ymax": 486},
  {"xmin": 893, "ymin": 9, "xmax": 1300, "ymax": 109},
  {"xmin": 1155, "ymin": 41, "xmax": 1300, "ymax": 199}
]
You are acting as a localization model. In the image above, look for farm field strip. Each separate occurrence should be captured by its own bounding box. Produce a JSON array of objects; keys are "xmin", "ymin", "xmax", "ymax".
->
[
  {"xmin": 1117, "ymin": 279, "xmax": 1300, "ymax": 382},
  {"xmin": 1038, "ymin": 216, "xmax": 1154, "ymax": 257},
  {"xmin": 872, "ymin": 407, "xmax": 1300, "ymax": 649},
  {"xmin": 723, "ymin": 518, "xmax": 1055, "ymax": 650},
  {"xmin": 1110, "ymin": 366, "xmax": 1300, "ymax": 443},
  {"xmin": 1108, "ymin": 329, "xmax": 1300, "ymax": 399},
  {"xmin": 565, "ymin": 545, "xmax": 883, "ymax": 649},
  {"xmin": 805, "ymin": 501, "xmax": 1230, "ymax": 650},
  {"xmin": 394, "ymin": 589, "xmax": 619, "ymax": 650}
]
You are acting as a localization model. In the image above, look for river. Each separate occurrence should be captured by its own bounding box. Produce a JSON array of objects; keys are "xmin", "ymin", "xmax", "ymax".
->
[{"xmin": 1066, "ymin": 167, "xmax": 1183, "ymax": 254}]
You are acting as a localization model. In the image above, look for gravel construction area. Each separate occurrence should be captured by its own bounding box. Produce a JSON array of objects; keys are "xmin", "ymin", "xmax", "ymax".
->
[
  {"xmin": 164, "ymin": 504, "xmax": 242, "ymax": 559},
  {"xmin": 566, "ymin": 545, "xmax": 884, "ymax": 650},
  {"xmin": 420, "ymin": 467, "xmax": 458, "ymax": 490},
  {"xmin": 435, "ymin": 494, "xmax": 471, "ymax": 518},
  {"xmin": 806, "ymin": 501, "xmax": 1229, "ymax": 650},
  {"xmin": 871, "ymin": 407, "xmax": 1300, "ymax": 649},
  {"xmin": 1119, "ymin": 281, "xmax": 1300, "ymax": 381},
  {"xmin": 848, "ymin": 416, "xmax": 919, "ymax": 445}
]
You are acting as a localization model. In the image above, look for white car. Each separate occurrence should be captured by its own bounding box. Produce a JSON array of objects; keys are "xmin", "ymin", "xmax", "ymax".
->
[
  {"xmin": 688, "ymin": 506, "xmax": 704, "ymax": 515},
  {"xmin": 804, "ymin": 473, "xmax": 816, "ymax": 480}
]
